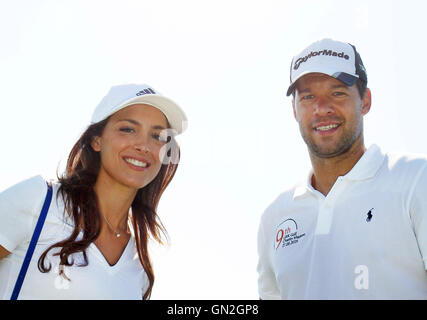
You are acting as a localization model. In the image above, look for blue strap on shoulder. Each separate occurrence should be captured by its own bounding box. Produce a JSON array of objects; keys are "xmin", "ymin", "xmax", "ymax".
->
[{"xmin": 10, "ymin": 182, "xmax": 53, "ymax": 300}]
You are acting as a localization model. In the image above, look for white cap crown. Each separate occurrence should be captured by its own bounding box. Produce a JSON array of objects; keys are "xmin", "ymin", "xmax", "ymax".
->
[
  {"xmin": 287, "ymin": 38, "xmax": 367, "ymax": 96},
  {"xmin": 91, "ymin": 84, "xmax": 187, "ymax": 134}
]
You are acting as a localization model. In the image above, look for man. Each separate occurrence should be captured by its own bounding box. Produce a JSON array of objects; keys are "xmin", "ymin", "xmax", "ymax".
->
[{"xmin": 257, "ymin": 38, "xmax": 427, "ymax": 299}]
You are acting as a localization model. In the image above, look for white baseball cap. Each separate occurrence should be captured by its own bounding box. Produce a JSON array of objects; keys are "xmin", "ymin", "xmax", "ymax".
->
[
  {"xmin": 286, "ymin": 38, "xmax": 367, "ymax": 96},
  {"xmin": 91, "ymin": 84, "xmax": 188, "ymax": 134}
]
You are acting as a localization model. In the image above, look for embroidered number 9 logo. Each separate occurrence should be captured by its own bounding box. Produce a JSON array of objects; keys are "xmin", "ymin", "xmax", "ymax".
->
[{"xmin": 276, "ymin": 229, "xmax": 284, "ymax": 249}]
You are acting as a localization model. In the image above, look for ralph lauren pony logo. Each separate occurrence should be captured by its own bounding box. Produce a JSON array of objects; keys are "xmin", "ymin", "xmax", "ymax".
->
[
  {"xmin": 136, "ymin": 88, "xmax": 156, "ymax": 96},
  {"xmin": 366, "ymin": 208, "xmax": 374, "ymax": 222}
]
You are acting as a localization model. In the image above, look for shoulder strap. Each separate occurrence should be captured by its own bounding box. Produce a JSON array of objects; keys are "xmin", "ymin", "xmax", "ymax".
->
[{"xmin": 10, "ymin": 181, "xmax": 53, "ymax": 300}]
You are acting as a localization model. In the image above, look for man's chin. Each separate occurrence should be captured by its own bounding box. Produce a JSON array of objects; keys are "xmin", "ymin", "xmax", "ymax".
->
[{"xmin": 308, "ymin": 142, "xmax": 353, "ymax": 159}]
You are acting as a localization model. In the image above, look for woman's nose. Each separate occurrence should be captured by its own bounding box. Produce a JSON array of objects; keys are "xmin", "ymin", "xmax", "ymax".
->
[{"xmin": 133, "ymin": 137, "xmax": 151, "ymax": 153}]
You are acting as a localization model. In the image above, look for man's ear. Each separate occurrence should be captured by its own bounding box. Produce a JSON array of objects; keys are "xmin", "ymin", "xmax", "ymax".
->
[
  {"xmin": 361, "ymin": 88, "xmax": 372, "ymax": 116},
  {"xmin": 91, "ymin": 136, "xmax": 101, "ymax": 152},
  {"xmin": 292, "ymin": 97, "xmax": 298, "ymax": 120}
]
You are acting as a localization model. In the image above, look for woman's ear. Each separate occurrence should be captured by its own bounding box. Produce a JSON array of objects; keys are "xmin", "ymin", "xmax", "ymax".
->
[{"xmin": 91, "ymin": 136, "xmax": 101, "ymax": 152}]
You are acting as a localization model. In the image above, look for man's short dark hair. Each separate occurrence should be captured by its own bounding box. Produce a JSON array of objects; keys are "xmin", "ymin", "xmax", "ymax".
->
[{"xmin": 356, "ymin": 79, "xmax": 368, "ymax": 98}]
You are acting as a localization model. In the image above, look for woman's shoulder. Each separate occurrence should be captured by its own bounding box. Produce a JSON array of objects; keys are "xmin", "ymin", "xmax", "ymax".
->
[
  {"xmin": 0, "ymin": 175, "xmax": 51, "ymax": 252},
  {"xmin": 0, "ymin": 175, "xmax": 49, "ymax": 209}
]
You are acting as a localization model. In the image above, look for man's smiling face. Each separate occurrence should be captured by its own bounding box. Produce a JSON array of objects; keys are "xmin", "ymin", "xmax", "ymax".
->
[{"xmin": 292, "ymin": 73, "xmax": 371, "ymax": 159}]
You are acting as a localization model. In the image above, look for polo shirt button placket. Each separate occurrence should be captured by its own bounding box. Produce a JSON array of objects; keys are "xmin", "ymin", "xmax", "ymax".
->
[
  {"xmin": 315, "ymin": 200, "xmax": 334, "ymax": 235},
  {"xmin": 314, "ymin": 177, "xmax": 345, "ymax": 235}
]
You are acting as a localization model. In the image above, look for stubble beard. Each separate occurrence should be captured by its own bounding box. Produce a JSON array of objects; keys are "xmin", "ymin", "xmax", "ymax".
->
[{"xmin": 299, "ymin": 120, "xmax": 363, "ymax": 159}]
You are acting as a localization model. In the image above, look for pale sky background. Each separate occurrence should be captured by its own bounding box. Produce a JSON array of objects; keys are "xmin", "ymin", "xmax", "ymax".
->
[{"xmin": 1, "ymin": 0, "xmax": 426, "ymax": 299}]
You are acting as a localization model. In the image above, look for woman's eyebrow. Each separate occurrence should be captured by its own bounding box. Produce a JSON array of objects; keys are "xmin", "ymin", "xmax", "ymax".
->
[
  {"xmin": 116, "ymin": 119, "xmax": 167, "ymax": 130},
  {"xmin": 116, "ymin": 118, "xmax": 140, "ymax": 125},
  {"xmin": 152, "ymin": 125, "xmax": 167, "ymax": 130}
]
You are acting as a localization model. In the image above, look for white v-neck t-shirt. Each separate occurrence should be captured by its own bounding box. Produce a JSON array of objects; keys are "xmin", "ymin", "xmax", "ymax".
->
[{"xmin": 0, "ymin": 175, "xmax": 148, "ymax": 300}]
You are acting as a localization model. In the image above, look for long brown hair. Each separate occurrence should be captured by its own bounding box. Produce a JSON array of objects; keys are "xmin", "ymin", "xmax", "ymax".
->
[{"xmin": 37, "ymin": 117, "xmax": 179, "ymax": 299}]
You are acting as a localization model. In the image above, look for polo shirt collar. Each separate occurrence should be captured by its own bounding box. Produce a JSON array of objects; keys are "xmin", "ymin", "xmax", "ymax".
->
[
  {"xmin": 344, "ymin": 144, "xmax": 385, "ymax": 181},
  {"xmin": 293, "ymin": 144, "xmax": 385, "ymax": 200}
]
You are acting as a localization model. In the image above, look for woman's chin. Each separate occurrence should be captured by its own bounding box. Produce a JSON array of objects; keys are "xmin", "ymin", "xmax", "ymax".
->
[{"xmin": 122, "ymin": 176, "xmax": 157, "ymax": 190}]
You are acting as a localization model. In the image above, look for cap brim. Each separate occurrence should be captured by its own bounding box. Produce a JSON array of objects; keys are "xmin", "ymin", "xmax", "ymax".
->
[
  {"xmin": 286, "ymin": 71, "xmax": 359, "ymax": 96},
  {"xmin": 116, "ymin": 95, "xmax": 188, "ymax": 134}
]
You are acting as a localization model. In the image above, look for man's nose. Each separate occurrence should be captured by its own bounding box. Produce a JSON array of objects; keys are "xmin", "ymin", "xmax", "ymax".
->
[{"xmin": 313, "ymin": 96, "xmax": 334, "ymax": 116}]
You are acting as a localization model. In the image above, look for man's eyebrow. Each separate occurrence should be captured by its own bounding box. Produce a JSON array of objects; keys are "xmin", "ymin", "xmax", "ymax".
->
[
  {"xmin": 297, "ymin": 88, "xmax": 312, "ymax": 94},
  {"xmin": 331, "ymin": 84, "xmax": 350, "ymax": 89}
]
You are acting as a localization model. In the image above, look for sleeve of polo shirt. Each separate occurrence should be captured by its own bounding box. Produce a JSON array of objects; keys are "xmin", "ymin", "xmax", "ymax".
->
[
  {"xmin": 257, "ymin": 216, "xmax": 281, "ymax": 300},
  {"xmin": 409, "ymin": 162, "xmax": 427, "ymax": 270},
  {"xmin": 0, "ymin": 176, "xmax": 48, "ymax": 252}
]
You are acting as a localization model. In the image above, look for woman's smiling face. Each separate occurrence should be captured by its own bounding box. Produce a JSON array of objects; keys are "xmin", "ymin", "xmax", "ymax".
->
[{"xmin": 91, "ymin": 104, "xmax": 169, "ymax": 191}]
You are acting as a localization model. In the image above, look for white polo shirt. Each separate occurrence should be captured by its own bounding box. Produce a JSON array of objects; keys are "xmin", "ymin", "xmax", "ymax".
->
[{"xmin": 257, "ymin": 144, "xmax": 427, "ymax": 299}]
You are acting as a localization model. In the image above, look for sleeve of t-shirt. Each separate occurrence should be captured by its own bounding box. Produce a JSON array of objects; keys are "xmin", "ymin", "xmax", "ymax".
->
[
  {"xmin": 257, "ymin": 215, "xmax": 281, "ymax": 300},
  {"xmin": 0, "ymin": 175, "xmax": 48, "ymax": 252},
  {"xmin": 409, "ymin": 162, "xmax": 427, "ymax": 270}
]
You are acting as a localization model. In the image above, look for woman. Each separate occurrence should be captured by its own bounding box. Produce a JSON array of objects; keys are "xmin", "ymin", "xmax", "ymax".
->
[{"xmin": 0, "ymin": 84, "xmax": 187, "ymax": 299}]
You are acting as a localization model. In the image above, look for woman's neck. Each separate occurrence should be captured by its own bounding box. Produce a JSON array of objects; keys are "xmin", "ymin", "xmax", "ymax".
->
[{"xmin": 93, "ymin": 171, "xmax": 137, "ymax": 229}]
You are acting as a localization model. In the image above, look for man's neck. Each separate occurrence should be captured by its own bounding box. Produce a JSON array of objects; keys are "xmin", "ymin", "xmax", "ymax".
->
[{"xmin": 309, "ymin": 141, "xmax": 366, "ymax": 196}]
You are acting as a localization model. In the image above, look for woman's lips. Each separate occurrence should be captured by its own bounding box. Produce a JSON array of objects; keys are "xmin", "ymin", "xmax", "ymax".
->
[{"xmin": 123, "ymin": 157, "xmax": 150, "ymax": 171}]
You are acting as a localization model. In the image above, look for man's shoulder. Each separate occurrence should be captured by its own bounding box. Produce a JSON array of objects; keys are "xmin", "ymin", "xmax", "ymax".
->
[
  {"xmin": 260, "ymin": 185, "xmax": 300, "ymax": 222},
  {"xmin": 384, "ymin": 150, "xmax": 427, "ymax": 175}
]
